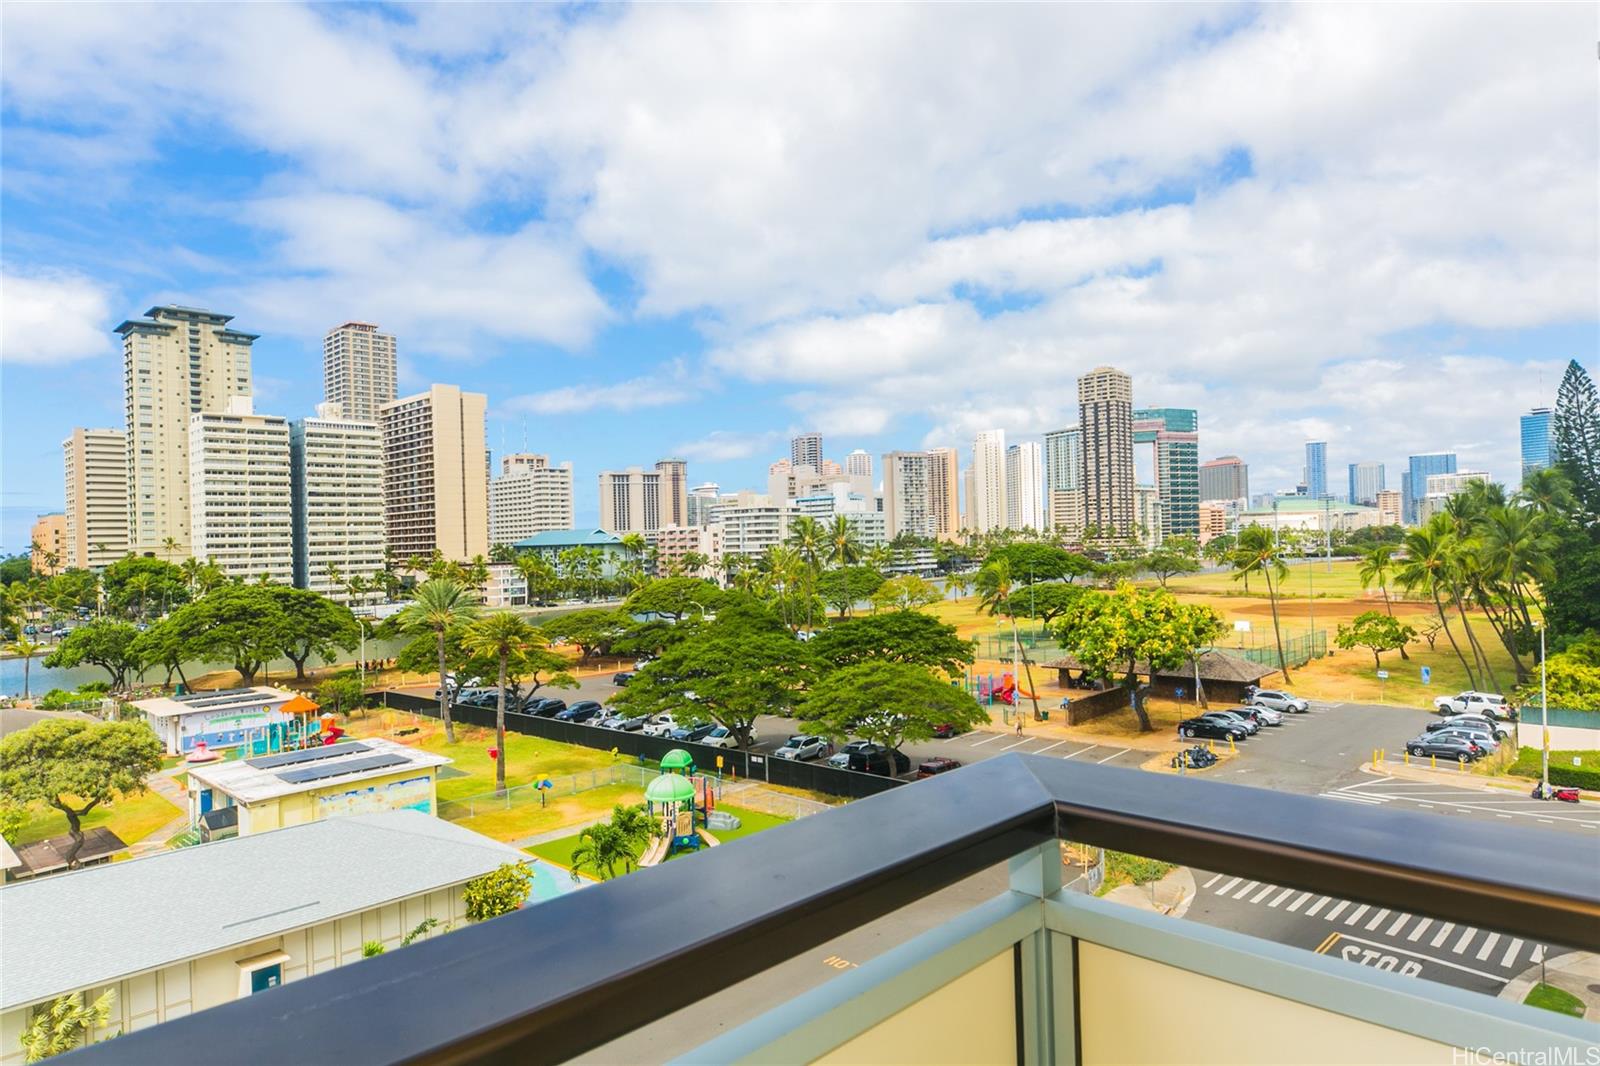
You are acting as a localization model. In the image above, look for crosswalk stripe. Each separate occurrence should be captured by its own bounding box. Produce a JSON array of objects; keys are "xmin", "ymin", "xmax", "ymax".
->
[
  {"xmin": 1431, "ymin": 922, "xmax": 1455, "ymax": 948},
  {"xmin": 1251, "ymin": 884, "xmax": 1277, "ymax": 904},
  {"xmin": 1321, "ymin": 792, "xmax": 1384, "ymax": 804},
  {"xmin": 1501, "ymin": 938, "xmax": 1524, "ymax": 968},
  {"xmin": 1304, "ymin": 896, "xmax": 1330, "ymax": 917},
  {"xmin": 1343, "ymin": 904, "xmax": 1370, "ymax": 926},
  {"xmin": 1476, "ymin": 933, "xmax": 1500, "ymax": 962},
  {"xmin": 1202, "ymin": 873, "xmax": 1222, "ymax": 889},
  {"xmin": 1214, "ymin": 876, "xmax": 1242, "ymax": 896},
  {"xmin": 1364, "ymin": 908, "xmax": 1391, "ymax": 931},
  {"xmin": 1269, "ymin": 888, "xmax": 1296, "ymax": 908},
  {"xmin": 1386, "ymin": 914, "xmax": 1410, "ymax": 937},
  {"xmin": 1407, "ymin": 918, "xmax": 1432, "ymax": 942},
  {"xmin": 1233, "ymin": 880, "xmax": 1261, "ymax": 899},
  {"xmin": 1531, "ymin": 945, "xmax": 1545, "ymax": 964},
  {"xmin": 1453, "ymin": 928, "xmax": 1476, "ymax": 955},
  {"xmin": 1287, "ymin": 892, "xmax": 1313, "ymax": 912},
  {"xmin": 1324, "ymin": 900, "xmax": 1350, "ymax": 922}
]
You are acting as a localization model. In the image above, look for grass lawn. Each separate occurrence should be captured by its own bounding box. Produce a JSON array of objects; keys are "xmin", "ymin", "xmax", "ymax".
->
[
  {"xmin": 451, "ymin": 783, "xmax": 645, "ymax": 843},
  {"xmin": 11, "ymin": 787, "xmax": 181, "ymax": 847},
  {"xmin": 1095, "ymin": 851, "xmax": 1175, "ymax": 897},
  {"xmin": 1157, "ymin": 559, "xmax": 1410, "ymax": 601},
  {"xmin": 1523, "ymin": 982, "xmax": 1585, "ymax": 1018},
  {"xmin": 527, "ymin": 803, "xmax": 792, "ymax": 872}
]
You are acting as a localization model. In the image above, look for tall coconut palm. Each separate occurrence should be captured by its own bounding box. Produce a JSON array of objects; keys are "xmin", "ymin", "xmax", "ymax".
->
[
  {"xmin": 786, "ymin": 516, "xmax": 825, "ymax": 627},
  {"xmin": 1397, "ymin": 517, "xmax": 1477, "ymax": 690},
  {"xmin": 7, "ymin": 637, "xmax": 45, "ymax": 700},
  {"xmin": 461, "ymin": 612, "xmax": 537, "ymax": 792},
  {"xmin": 945, "ymin": 570, "xmax": 973, "ymax": 600},
  {"xmin": 1440, "ymin": 495, "xmax": 1500, "ymax": 690},
  {"xmin": 976, "ymin": 558, "xmax": 1041, "ymax": 721},
  {"xmin": 825, "ymin": 515, "xmax": 863, "ymax": 567},
  {"xmin": 1357, "ymin": 545, "xmax": 1408, "ymax": 659},
  {"xmin": 1230, "ymin": 526, "xmax": 1291, "ymax": 681},
  {"xmin": 396, "ymin": 578, "xmax": 481, "ymax": 743}
]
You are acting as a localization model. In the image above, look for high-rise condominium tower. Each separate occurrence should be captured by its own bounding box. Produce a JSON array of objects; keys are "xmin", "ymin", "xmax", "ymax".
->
[
  {"xmin": 1042, "ymin": 426, "xmax": 1083, "ymax": 532},
  {"xmin": 881, "ymin": 452, "xmax": 936, "ymax": 539},
  {"xmin": 655, "ymin": 458, "xmax": 689, "ymax": 528},
  {"xmin": 598, "ymin": 467, "xmax": 662, "ymax": 534},
  {"xmin": 324, "ymin": 322, "xmax": 398, "ymax": 423},
  {"xmin": 1347, "ymin": 462, "xmax": 1385, "ymax": 507},
  {"xmin": 62, "ymin": 427, "xmax": 129, "ymax": 569},
  {"xmin": 1078, "ymin": 367, "xmax": 1135, "ymax": 536},
  {"xmin": 490, "ymin": 454, "xmax": 575, "ymax": 545},
  {"xmin": 969, "ymin": 430, "xmax": 1008, "ymax": 532},
  {"xmin": 189, "ymin": 398, "xmax": 293, "ymax": 585},
  {"xmin": 926, "ymin": 447, "xmax": 960, "ymax": 539},
  {"xmin": 1304, "ymin": 441, "xmax": 1328, "ymax": 499},
  {"xmin": 1521, "ymin": 408, "xmax": 1555, "ymax": 481},
  {"xmin": 117, "ymin": 305, "xmax": 257, "ymax": 558},
  {"xmin": 379, "ymin": 385, "xmax": 490, "ymax": 563},
  {"xmin": 1132, "ymin": 408, "xmax": 1199, "ymax": 537},
  {"xmin": 1404, "ymin": 452, "xmax": 1457, "ymax": 525},
  {"xmin": 791, "ymin": 432, "xmax": 823, "ymax": 472},
  {"xmin": 1005, "ymin": 443, "xmax": 1044, "ymax": 531},
  {"xmin": 1199, "ymin": 456, "xmax": 1249, "ymax": 502},
  {"xmin": 291, "ymin": 403, "xmax": 386, "ymax": 601},
  {"xmin": 845, "ymin": 449, "xmax": 873, "ymax": 479}
]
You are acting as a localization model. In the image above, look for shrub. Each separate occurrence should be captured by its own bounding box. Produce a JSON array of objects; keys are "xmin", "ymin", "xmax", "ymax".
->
[{"xmin": 463, "ymin": 862, "xmax": 534, "ymax": 922}]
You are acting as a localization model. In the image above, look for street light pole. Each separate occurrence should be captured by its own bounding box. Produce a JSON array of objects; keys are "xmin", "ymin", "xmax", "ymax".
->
[{"xmin": 1540, "ymin": 624, "xmax": 1549, "ymax": 798}]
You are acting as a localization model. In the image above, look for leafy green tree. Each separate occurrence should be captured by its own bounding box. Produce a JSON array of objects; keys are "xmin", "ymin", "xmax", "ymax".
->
[
  {"xmin": 514, "ymin": 551, "xmax": 561, "ymax": 604},
  {"xmin": 985, "ymin": 542, "xmax": 1093, "ymax": 584},
  {"xmin": 815, "ymin": 566, "xmax": 885, "ymax": 618},
  {"xmin": 7, "ymin": 636, "xmax": 46, "ymax": 699},
  {"xmin": 811, "ymin": 611, "xmax": 974, "ymax": 676},
  {"xmin": 42, "ymin": 622, "xmax": 142, "ymax": 690},
  {"xmin": 462, "ymin": 862, "xmax": 534, "ymax": 921},
  {"xmin": 0, "ymin": 719, "xmax": 163, "ymax": 867},
  {"xmin": 607, "ymin": 803, "xmax": 657, "ymax": 852},
  {"xmin": 166, "ymin": 585, "xmax": 291, "ymax": 686},
  {"xmin": 976, "ymin": 558, "xmax": 1041, "ymax": 718},
  {"xmin": 1053, "ymin": 585, "xmax": 1223, "ymax": 732},
  {"xmin": 461, "ymin": 612, "xmax": 540, "ymax": 792},
  {"xmin": 1142, "ymin": 537, "xmax": 1201, "ymax": 588},
  {"xmin": 796, "ymin": 661, "xmax": 988, "ymax": 761},
  {"xmin": 997, "ymin": 583, "xmax": 1081, "ymax": 626},
  {"xmin": 613, "ymin": 602, "xmax": 814, "ymax": 747},
  {"xmin": 314, "ymin": 671, "xmax": 367, "ymax": 715},
  {"xmin": 269, "ymin": 587, "xmax": 360, "ymax": 680},
  {"xmin": 541, "ymin": 607, "xmax": 630, "ymax": 660},
  {"xmin": 1554, "ymin": 358, "xmax": 1600, "ymax": 517},
  {"xmin": 623, "ymin": 577, "xmax": 724, "ymax": 621},
  {"xmin": 869, "ymin": 574, "xmax": 942, "ymax": 612},
  {"xmin": 129, "ymin": 620, "xmax": 192, "ymax": 690},
  {"xmin": 395, "ymin": 578, "xmax": 480, "ymax": 743},
  {"xmin": 1334, "ymin": 611, "xmax": 1418, "ymax": 670},
  {"xmin": 1516, "ymin": 636, "xmax": 1600, "ymax": 711},
  {"xmin": 20, "ymin": 990, "xmax": 117, "ymax": 1062},
  {"xmin": 1229, "ymin": 526, "xmax": 1291, "ymax": 681},
  {"xmin": 1396, "ymin": 516, "xmax": 1478, "ymax": 690},
  {"xmin": 100, "ymin": 556, "xmax": 187, "ymax": 618}
]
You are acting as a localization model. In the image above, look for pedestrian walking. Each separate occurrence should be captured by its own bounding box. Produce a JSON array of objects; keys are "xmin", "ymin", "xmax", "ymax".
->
[{"xmin": 1014, "ymin": 714, "xmax": 1024, "ymax": 737}]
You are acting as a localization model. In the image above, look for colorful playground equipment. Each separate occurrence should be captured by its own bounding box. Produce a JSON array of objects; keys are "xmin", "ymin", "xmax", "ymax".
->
[
  {"xmin": 239, "ymin": 697, "xmax": 332, "ymax": 758},
  {"xmin": 638, "ymin": 750, "xmax": 721, "ymax": 867},
  {"xmin": 975, "ymin": 672, "xmax": 1038, "ymax": 706}
]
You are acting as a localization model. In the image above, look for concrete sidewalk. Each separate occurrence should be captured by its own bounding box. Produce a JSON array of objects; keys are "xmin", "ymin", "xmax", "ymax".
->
[
  {"xmin": 1499, "ymin": 951, "xmax": 1600, "ymax": 1022},
  {"xmin": 1101, "ymin": 867, "xmax": 1197, "ymax": 918}
]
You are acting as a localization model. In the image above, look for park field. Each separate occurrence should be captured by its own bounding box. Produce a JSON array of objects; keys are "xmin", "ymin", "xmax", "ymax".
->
[{"xmin": 11, "ymin": 786, "xmax": 181, "ymax": 849}]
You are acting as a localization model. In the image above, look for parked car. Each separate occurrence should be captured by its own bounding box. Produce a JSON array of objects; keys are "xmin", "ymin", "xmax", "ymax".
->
[
  {"xmin": 1429, "ymin": 725, "xmax": 1499, "ymax": 752},
  {"xmin": 916, "ymin": 757, "xmax": 963, "ymax": 779},
  {"xmin": 613, "ymin": 715, "xmax": 650, "ymax": 732},
  {"xmin": 1238, "ymin": 704, "xmax": 1283, "ymax": 727},
  {"xmin": 1201, "ymin": 710, "xmax": 1258, "ymax": 735},
  {"xmin": 1406, "ymin": 734, "xmax": 1482, "ymax": 761},
  {"xmin": 1425, "ymin": 714, "xmax": 1508, "ymax": 741},
  {"xmin": 932, "ymin": 723, "xmax": 967, "ymax": 739},
  {"xmin": 1177, "ymin": 716, "xmax": 1247, "ymax": 741},
  {"xmin": 555, "ymin": 703, "xmax": 606, "ymax": 724},
  {"xmin": 830, "ymin": 745, "xmax": 911, "ymax": 776},
  {"xmin": 561, "ymin": 699, "xmax": 606, "ymax": 717},
  {"xmin": 522, "ymin": 697, "xmax": 568, "ymax": 717},
  {"xmin": 1433, "ymin": 691, "xmax": 1511, "ymax": 719},
  {"xmin": 669, "ymin": 722, "xmax": 719, "ymax": 744},
  {"xmin": 702, "ymin": 726, "xmax": 752, "ymax": 749},
  {"xmin": 641, "ymin": 713, "xmax": 680, "ymax": 738},
  {"xmin": 774, "ymin": 734, "xmax": 830, "ymax": 761},
  {"xmin": 612, "ymin": 671, "xmax": 635, "ymax": 686},
  {"xmin": 1251, "ymin": 690, "xmax": 1309, "ymax": 713}
]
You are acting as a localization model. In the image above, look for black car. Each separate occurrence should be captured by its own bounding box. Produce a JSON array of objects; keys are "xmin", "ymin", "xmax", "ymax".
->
[
  {"xmin": 1406, "ymin": 734, "xmax": 1481, "ymax": 761},
  {"xmin": 840, "ymin": 748, "xmax": 911, "ymax": 776},
  {"xmin": 1177, "ymin": 716, "xmax": 1247, "ymax": 741},
  {"xmin": 612, "ymin": 671, "xmax": 635, "ymax": 686},
  {"xmin": 522, "ymin": 697, "xmax": 568, "ymax": 717},
  {"xmin": 555, "ymin": 703, "xmax": 607, "ymax": 724},
  {"xmin": 669, "ymin": 722, "xmax": 718, "ymax": 743}
]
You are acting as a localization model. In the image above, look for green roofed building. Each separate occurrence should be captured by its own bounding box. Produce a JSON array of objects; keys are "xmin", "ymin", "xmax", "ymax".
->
[{"xmin": 511, "ymin": 528, "xmax": 630, "ymax": 576}]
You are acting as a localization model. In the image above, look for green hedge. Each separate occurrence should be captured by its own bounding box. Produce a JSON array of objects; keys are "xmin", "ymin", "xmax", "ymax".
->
[{"xmin": 1506, "ymin": 747, "xmax": 1600, "ymax": 791}]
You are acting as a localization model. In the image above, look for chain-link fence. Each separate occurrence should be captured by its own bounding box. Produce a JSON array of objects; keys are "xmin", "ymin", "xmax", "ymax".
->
[
  {"xmin": 436, "ymin": 763, "xmax": 663, "ymax": 822},
  {"xmin": 975, "ymin": 624, "xmax": 1063, "ymax": 662},
  {"xmin": 719, "ymin": 783, "xmax": 836, "ymax": 820},
  {"xmin": 1210, "ymin": 630, "xmax": 1327, "ymax": 668}
]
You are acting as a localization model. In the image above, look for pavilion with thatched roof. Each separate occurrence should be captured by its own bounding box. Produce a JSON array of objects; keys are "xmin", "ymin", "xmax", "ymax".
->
[{"xmin": 1038, "ymin": 648, "xmax": 1277, "ymax": 704}]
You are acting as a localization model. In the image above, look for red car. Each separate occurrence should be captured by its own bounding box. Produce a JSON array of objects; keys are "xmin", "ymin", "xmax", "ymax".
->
[
  {"xmin": 932, "ymin": 723, "xmax": 966, "ymax": 739},
  {"xmin": 916, "ymin": 757, "xmax": 963, "ymax": 779}
]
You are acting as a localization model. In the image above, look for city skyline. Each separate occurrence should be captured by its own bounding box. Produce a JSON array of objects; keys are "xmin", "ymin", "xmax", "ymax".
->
[{"xmin": 1, "ymin": 6, "xmax": 1594, "ymax": 549}]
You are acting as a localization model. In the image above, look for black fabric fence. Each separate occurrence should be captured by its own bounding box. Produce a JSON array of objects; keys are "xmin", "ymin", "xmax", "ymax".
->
[{"xmin": 381, "ymin": 691, "xmax": 904, "ymax": 800}]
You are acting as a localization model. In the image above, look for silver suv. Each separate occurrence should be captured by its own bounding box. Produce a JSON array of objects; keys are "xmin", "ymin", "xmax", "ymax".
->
[{"xmin": 1251, "ymin": 690, "xmax": 1310, "ymax": 713}]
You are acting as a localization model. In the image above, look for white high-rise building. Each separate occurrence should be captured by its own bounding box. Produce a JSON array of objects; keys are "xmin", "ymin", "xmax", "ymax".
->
[
  {"xmin": 1042, "ymin": 426, "xmax": 1083, "ymax": 534},
  {"xmin": 117, "ymin": 305, "xmax": 257, "ymax": 558},
  {"xmin": 598, "ymin": 467, "xmax": 662, "ymax": 534},
  {"xmin": 711, "ymin": 493, "xmax": 793, "ymax": 558},
  {"xmin": 291, "ymin": 403, "xmax": 386, "ymax": 602},
  {"xmin": 323, "ymin": 322, "xmax": 397, "ymax": 423},
  {"xmin": 1134, "ymin": 485, "xmax": 1163, "ymax": 549},
  {"xmin": 379, "ymin": 384, "xmax": 490, "ymax": 564},
  {"xmin": 790, "ymin": 432, "xmax": 823, "ymax": 471},
  {"xmin": 845, "ymin": 450, "xmax": 872, "ymax": 479},
  {"xmin": 490, "ymin": 454, "xmax": 575, "ymax": 546},
  {"xmin": 969, "ymin": 430, "xmax": 1008, "ymax": 532},
  {"xmin": 1005, "ymin": 442, "xmax": 1043, "ymax": 531},
  {"xmin": 1078, "ymin": 367, "xmax": 1135, "ymax": 536},
  {"xmin": 686, "ymin": 482, "xmax": 721, "ymax": 528},
  {"xmin": 62, "ymin": 427, "xmax": 128, "ymax": 569},
  {"xmin": 189, "ymin": 398, "xmax": 292, "ymax": 584},
  {"xmin": 882, "ymin": 452, "xmax": 935, "ymax": 540}
]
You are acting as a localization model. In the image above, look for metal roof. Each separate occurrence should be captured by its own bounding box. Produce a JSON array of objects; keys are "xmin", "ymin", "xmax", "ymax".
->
[
  {"xmin": 0, "ymin": 810, "xmax": 532, "ymax": 1012},
  {"xmin": 186, "ymin": 737, "xmax": 450, "ymax": 804},
  {"xmin": 132, "ymin": 686, "xmax": 297, "ymax": 719},
  {"xmin": 513, "ymin": 528, "xmax": 623, "ymax": 549}
]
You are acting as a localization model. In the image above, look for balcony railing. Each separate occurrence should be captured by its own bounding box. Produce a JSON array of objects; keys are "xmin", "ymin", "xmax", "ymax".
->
[{"xmin": 65, "ymin": 754, "xmax": 1598, "ymax": 1065}]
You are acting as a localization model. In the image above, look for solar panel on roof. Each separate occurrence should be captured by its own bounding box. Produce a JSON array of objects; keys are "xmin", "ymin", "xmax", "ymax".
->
[
  {"xmin": 275, "ymin": 752, "xmax": 410, "ymax": 785},
  {"xmin": 175, "ymin": 687, "xmax": 256, "ymax": 705},
  {"xmin": 247, "ymin": 742, "xmax": 369, "ymax": 770}
]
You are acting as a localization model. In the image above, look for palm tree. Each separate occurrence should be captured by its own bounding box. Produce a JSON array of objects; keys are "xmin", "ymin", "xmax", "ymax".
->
[
  {"xmin": 7, "ymin": 637, "xmax": 45, "ymax": 699},
  {"xmin": 396, "ymin": 578, "xmax": 481, "ymax": 744},
  {"xmin": 161, "ymin": 536, "xmax": 180, "ymax": 563},
  {"xmin": 608, "ymin": 804, "xmax": 657, "ymax": 853},
  {"xmin": 127, "ymin": 573, "xmax": 158, "ymax": 620},
  {"xmin": 569, "ymin": 822, "xmax": 643, "ymax": 881},
  {"xmin": 825, "ymin": 515, "xmax": 863, "ymax": 567},
  {"xmin": 1357, "ymin": 544, "xmax": 1408, "ymax": 659},
  {"xmin": 1230, "ymin": 526, "xmax": 1291, "ymax": 681},
  {"xmin": 944, "ymin": 570, "xmax": 972, "ymax": 600},
  {"xmin": 461, "ymin": 612, "xmax": 538, "ymax": 792},
  {"xmin": 1397, "ymin": 517, "xmax": 1477, "ymax": 690},
  {"xmin": 976, "ymin": 558, "xmax": 1041, "ymax": 721},
  {"xmin": 786, "ymin": 516, "xmax": 825, "ymax": 628},
  {"xmin": 1476, "ymin": 503, "xmax": 1555, "ymax": 680}
]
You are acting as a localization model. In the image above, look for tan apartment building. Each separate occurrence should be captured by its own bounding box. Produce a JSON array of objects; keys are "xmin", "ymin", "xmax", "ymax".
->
[
  {"xmin": 189, "ymin": 399, "xmax": 293, "ymax": 585},
  {"xmin": 1079, "ymin": 366, "xmax": 1135, "ymax": 537},
  {"xmin": 291, "ymin": 403, "xmax": 386, "ymax": 601},
  {"xmin": 1375, "ymin": 488, "xmax": 1404, "ymax": 527},
  {"xmin": 926, "ymin": 446, "xmax": 960, "ymax": 539},
  {"xmin": 489, "ymin": 454, "xmax": 575, "ymax": 547},
  {"xmin": 649, "ymin": 524, "xmax": 722, "ymax": 578},
  {"xmin": 1197, "ymin": 501, "xmax": 1230, "ymax": 546},
  {"xmin": 655, "ymin": 458, "xmax": 688, "ymax": 528},
  {"xmin": 29, "ymin": 514, "xmax": 66, "ymax": 575},
  {"xmin": 116, "ymin": 306, "xmax": 257, "ymax": 559},
  {"xmin": 968, "ymin": 431, "xmax": 1008, "ymax": 533},
  {"xmin": 598, "ymin": 467, "xmax": 662, "ymax": 534},
  {"xmin": 882, "ymin": 451, "xmax": 936, "ymax": 540},
  {"xmin": 379, "ymin": 385, "xmax": 489, "ymax": 564},
  {"xmin": 62, "ymin": 428, "xmax": 129, "ymax": 569},
  {"xmin": 323, "ymin": 322, "xmax": 397, "ymax": 423}
]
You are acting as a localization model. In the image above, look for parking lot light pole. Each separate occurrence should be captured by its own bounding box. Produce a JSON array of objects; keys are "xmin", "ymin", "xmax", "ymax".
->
[{"xmin": 1540, "ymin": 624, "xmax": 1549, "ymax": 798}]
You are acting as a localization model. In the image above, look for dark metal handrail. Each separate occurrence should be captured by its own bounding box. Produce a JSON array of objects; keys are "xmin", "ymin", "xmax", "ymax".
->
[{"xmin": 63, "ymin": 755, "xmax": 1599, "ymax": 1065}]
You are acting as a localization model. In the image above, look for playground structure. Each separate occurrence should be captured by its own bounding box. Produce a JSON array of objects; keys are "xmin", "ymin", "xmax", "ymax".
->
[
  {"xmin": 974, "ymin": 672, "xmax": 1038, "ymax": 707},
  {"xmin": 638, "ymin": 750, "xmax": 726, "ymax": 867},
  {"xmin": 234, "ymin": 702, "xmax": 339, "ymax": 760}
]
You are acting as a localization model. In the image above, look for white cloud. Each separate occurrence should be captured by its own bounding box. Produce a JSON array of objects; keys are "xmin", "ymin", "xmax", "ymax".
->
[
  {"xmin": 503, "ymin": 362, "xmax": 698, "ymax": 415},
  {"xmin": 0, "ymin": 271, "xmax": 113, "ymax": 365},
  {"xmin": 672, "ymin": 430, "xmax": 785, "ymax": 464}
]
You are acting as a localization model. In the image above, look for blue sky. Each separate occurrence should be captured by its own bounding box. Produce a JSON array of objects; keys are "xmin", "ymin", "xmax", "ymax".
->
[{"xmin": 2, "ymin": 3, "xmax": 1595, "ymax": 552}]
